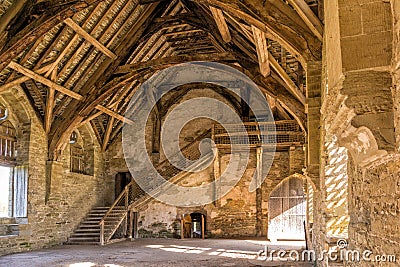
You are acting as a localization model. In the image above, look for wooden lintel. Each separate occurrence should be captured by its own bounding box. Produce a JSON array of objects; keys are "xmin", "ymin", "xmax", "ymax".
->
[
  {"xmin": 209, "ymin": 6, "xmax": 231, "ymax": 43},
  {"xmin": 64, "ymin": 18, "xmax": 117, "ymax": 60},
  {"xmin": 251, "ymin": 25, "xmax": 270, "ymax": 77}
]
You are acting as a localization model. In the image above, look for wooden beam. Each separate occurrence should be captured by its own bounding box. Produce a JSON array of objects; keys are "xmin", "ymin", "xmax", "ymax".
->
[
  {"xmin": 251, "ymin": 25, "xmax": 270, "ymax": 77},
  {"xmin": 44, "ymin": 69, "xmax": 57, "ymax": 134},
  {"xmin": 163, "ymin": 29, "xmax": 203, "ymax": 37},
  {"xmin": 139, "ymin": 0, "xmax": 168, "ymax": 3},
  {"xmin": 0, "ymin": 0, "xmax": 29, "ymax": 34},
  {"xmin": 0, "ymin": 0, "xmax": 101, "ymax": 73},
  {"xmin": 8, "ymin": 61, "xmax": 83, "ymax": 100},
  {"xmin": 95, "ymin": 105, "xmax": 133, "ymax": 125},
  {"xmin": 276, "ymin": 101, "xmax": 292, "ymax": 120},
  {"xmin": 8, "ymin": 62, "xmax": 134, "ymax": 125},
  {"xmin": 45, "ymin": 87, "xmax": 55, "ymax": 134},
  {"xmin": 102, "ymin": 117, "xmax": 114, "ymax": 151},
  {"xmin": 193, "ymin": 0, "xmax": 314, "ymax": 65},
  {"xmin": 116, "ymin": 52, "xmax": 235, "ymax": 74},
  {"xmin": 287, "ymin": 0, "xmax": 323, "ymax": 41},
  {"xmin": 64, "ymin": 18, "xmax": 117, "ymax": 60},
  {"xmin": 0, "ymin": 65, "xmax": 51, "ymax": 92},
  {"xmin": 47, "ymin": 3, "xmax": 164, "ymax": 159},
  {"xmin": 44, "ymin": 35, "xmax": 79, "ymax": 78},
  {"xmin": 268, "ymin": 51, "xmax": 305, "ymax": 104},
  {"xmin": 209, "ymin": 6, "xmax": 231, "ymax": 43}
]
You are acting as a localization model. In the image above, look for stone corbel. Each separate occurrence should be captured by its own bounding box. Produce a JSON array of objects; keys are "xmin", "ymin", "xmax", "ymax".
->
[
  {"xmin": 338, "ymin": 126, "xmax": 387, "ymax": 168},
  {"xmin": 324, "ymin": 92, "xmax": 389, "ymax": 168}
]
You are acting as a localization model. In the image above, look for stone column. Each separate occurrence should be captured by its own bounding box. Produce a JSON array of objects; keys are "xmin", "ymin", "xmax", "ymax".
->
[
  {"xmin": 306, "ymin": 61, "xmax": 322, "ymax": 188},
  {"xmin": 305, "ymin": 60, "xmax": 324, "ymax": 265},
  {"xmin": 321, "ymin": 1, "xmax": 397, "ymax": 266}
]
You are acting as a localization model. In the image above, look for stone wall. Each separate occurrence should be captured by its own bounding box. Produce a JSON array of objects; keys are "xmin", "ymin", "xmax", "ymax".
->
[
  {"xmin": 346, "ymin": 158, "xmax": 400, "ymax": 267},
  {"xmin": 0, "ymin": 87, "xmax": 107, "ymax": 256},
  {"xmin": 318, "ymin": 0, "xmax": 400, "ymax": 266},
  {"xmin": 134, "ymin": 148, "xmax": 304, "ymax": 239}
]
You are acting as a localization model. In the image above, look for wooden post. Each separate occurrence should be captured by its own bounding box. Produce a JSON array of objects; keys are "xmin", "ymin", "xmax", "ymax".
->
[
  {"xmin": 123, "ymin": 216, "xmax": 128, "ymax": 237},
  {"xmin": 213, "ymin": 149, "xmax": 221, "ymax": 207},
  {"xmin": 125, "ymin": 188, "xmax": 129, "ymax": 208},
  {"xmin": 180, "ymin": 215, "xmax": 184, "ymax": 239},
  {"xmin": 129, "ymin": 210, "xmax": 134, "ymax": 239},
  {"xmin": 134, "ymin": 212, "xmax": 138, "ymax": 239},
  {"xmin": 201, "ymin": 214, "xmax": 205, "ymax": 239},
  {"xmin": 100, "ymin": 221, "xmax": 105, "ymax": 245}
]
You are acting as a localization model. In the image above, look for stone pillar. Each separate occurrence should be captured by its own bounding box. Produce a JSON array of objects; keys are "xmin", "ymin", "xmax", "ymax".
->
[
  {"xmin": 337, "ymin": 0, "xmax": 395, "ymax": 153},
  {"xmin": 306, "ymin": 61, "xmax": 322, "ymax": 187},
  {"xmin": 305, "ymin": 60, "xmax": 324, "ymax": 265},
  {"xmin": 321, "ymin": 1, "xmax": 398, "ymax": 266}
]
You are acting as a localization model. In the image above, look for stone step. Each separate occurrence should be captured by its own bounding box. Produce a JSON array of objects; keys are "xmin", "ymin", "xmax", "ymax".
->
[
  {"xmin": 90, "ymin": 207, "xmax": 110, "ymax": 210},
  {"xmin": 82, "ymin": 221, "xmax": 102, "ymax": 225},
  {"xmin": 83, "ymin": 217, "xmax": 103, "ymax": 221},
  {"xmin": 67, "ymin": 241, "xmax": 100, "ymax": 245},
  {"xmin": 68, "ymin": 206, "xmax": 111, "ymax": 245},
  {"xmin": 75, "ymin": 228, "xmax": 100, "ymax": 232},
  {"xmin": 71, "ymin": 232, "xmax": 100, "ymax": 237},
  {"xmin": 79, "ymin": 224, "xmax": 101, "ymax": 229},
  {"xmin": 68, "ymin": 236, "xmax": 100, "ymax": 241},
  {"xmin": 86, "ymin": 214, "xmax": 104, "ymax": 217}
]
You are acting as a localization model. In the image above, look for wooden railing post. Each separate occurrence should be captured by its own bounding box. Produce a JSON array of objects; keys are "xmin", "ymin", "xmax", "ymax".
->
[
  {"xmin": 129, "ymin": 209, "xmax": 133, "ymax": 239},
  {"xmin": 125, "ymin": 188, "xmax": 129, "ymax": 208},
  {"xmin": 201, "ymin": 214, "xmax": 205, "ymax": 239},
  {"xmin": 181, "ymin": 214, "xmax": 184, "ymax": 239},
  {"xmin": 100, "ymin": 221, "xmax": 104, "ymax": 245}
]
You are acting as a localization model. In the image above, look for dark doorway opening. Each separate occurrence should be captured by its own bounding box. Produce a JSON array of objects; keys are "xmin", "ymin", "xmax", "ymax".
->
[
  {"xmin": 115, "ymin": 172, "xmax": 132, "ymax": 200},
  {"xmin": 181, "ymin": 213, "xmax": 205, "ymax": 239}
]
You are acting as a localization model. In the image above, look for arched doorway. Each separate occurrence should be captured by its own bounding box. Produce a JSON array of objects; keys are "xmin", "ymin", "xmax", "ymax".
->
[{"xmin": 268, "ymin": 176, "xmax": 306, "ymax": 241}]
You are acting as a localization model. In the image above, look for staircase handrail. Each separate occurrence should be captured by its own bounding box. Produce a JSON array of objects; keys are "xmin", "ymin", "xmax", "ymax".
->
[{"xmin": 99, "ymin": 128, "xmax": 211, "ymax": 244}]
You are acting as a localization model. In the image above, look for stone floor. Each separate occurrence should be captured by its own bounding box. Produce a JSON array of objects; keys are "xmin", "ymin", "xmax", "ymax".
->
[{"xmin": 0, "ymin": 239, "xmax": 313, "ymax": 267}]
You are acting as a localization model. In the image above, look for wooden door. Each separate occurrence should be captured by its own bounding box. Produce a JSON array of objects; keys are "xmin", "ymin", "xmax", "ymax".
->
[{"xmin": 268, "ymin": 177, "xmax": 306, "ymax": 240}]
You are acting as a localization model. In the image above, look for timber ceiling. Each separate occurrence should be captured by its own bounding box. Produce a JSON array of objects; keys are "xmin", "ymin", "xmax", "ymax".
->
[{"xmin": 0, "ymin": 0, "xmax": 322, "ymax": 159}]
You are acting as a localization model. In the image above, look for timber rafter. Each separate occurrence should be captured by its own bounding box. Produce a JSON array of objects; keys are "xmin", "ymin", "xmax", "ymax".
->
[{"xmin": 0, "ymin": 0, "xmax": 321, "ymax": 158}]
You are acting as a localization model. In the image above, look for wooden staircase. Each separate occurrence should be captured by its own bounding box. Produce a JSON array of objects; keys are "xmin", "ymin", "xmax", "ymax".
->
[
  {"xmin": 99, "ymin": 129, "xmax": 212, "ymax": 245},
  {"xmin": 67, "ymin": 206, "xmax": 110, "ymax": 245}
]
